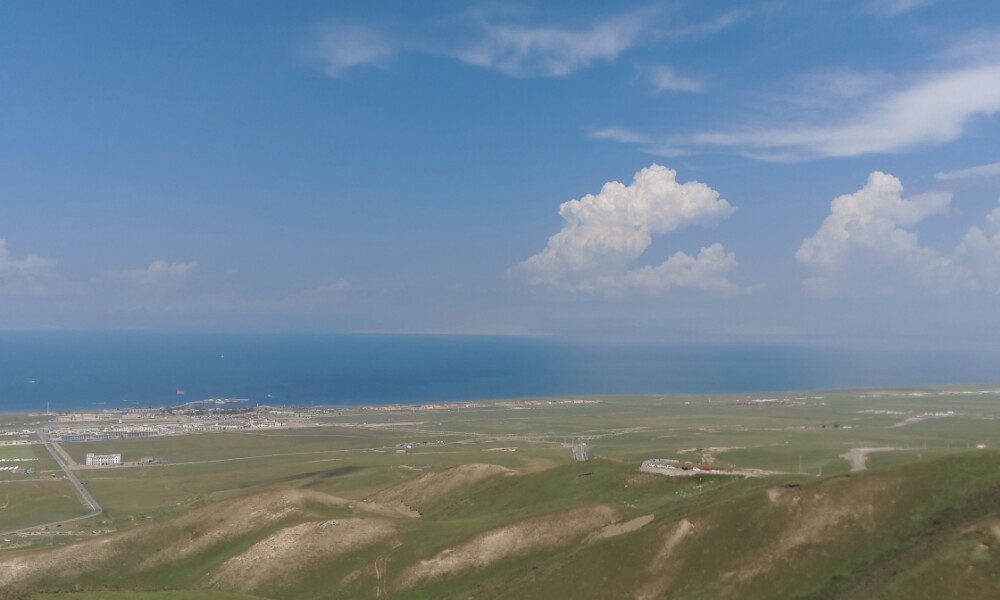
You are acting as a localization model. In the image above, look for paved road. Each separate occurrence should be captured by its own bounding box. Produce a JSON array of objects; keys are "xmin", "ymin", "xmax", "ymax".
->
[{"xmin": 0, "ymin": 431, "xmax": 103, "ymax": 537}]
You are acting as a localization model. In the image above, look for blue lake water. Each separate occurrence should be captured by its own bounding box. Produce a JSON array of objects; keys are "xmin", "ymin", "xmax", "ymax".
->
[{"xmin": 0, "ymin": 332, "xmax": 998, "ymax": 411}]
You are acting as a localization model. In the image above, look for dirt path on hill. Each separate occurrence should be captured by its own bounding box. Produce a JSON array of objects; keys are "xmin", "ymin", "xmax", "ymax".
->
[{"xmin": 840, "ymin": 447, "xmax": 900, "ymax": 471}]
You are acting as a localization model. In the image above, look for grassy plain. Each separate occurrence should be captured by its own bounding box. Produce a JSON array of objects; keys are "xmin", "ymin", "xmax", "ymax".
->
[
  {"xmin": 34, "ymin": 592, "xmax": 269, "ymax": 600},
  {"xmin": 1, "ymin": 387, "xmax": 1000, "ymax": 598},
  {"xmin": 0, "ymin": 480, "xmax": 88, "ymax": 533}
]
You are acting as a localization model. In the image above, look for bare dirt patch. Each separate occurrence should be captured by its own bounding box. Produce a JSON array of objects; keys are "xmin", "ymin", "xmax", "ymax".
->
[
  {"xmin": 678, "ymin": 447, "xmax": 744, "ymax": 465},
  {"xmin": 991, "ymin": 522, "xmax": 1000, "ymax": 542},
  {"xmin": 208, "ymin": 517, "xmax": 397, "ymax": 591},
  {"xmin": 890, "ymin": 415, "xmax": 927, "ymax": 428},
  {"xmin": 397, "ymin": 504, "xmax": 619, "ymax": 587},
  {"xmin": 635, "ymin": 518, "xmax": 699, "ymax": 600},
  {"xmin": 0, "ymin": 486, "xmax": 410, "ymax": 586},
  {"xmin": 139, "ymin": 487, "xmax": 392, "ymax": 568},
  {"xmin": 0, "ymin": 534, "xmax": 121, "ymax": 587},
  {"xmin": 840, "ymin": 447, "xmax": 901, "ymax": 471},
  {"xmin": 586, "ymin": 514, "xmax": 655, "ymax": 542},
  {"xmin": 725, "ymin": 475, "xmax": 900, "ymax": 595},
  {"xmin": 517, "ymin": 455, "xmax": 560, "ymax": 473},
  {"xmin": 366, "ymin": 463, "xmax": 515, "ymax": 515}
]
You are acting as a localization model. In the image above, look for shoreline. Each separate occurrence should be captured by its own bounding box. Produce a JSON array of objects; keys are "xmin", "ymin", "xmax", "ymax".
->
[{"xmin": 3, "ymin": 382, "xmax": 1000, "ymax": 418}]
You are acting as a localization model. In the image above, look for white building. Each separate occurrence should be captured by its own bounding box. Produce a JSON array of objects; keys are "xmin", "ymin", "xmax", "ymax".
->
[{"xmin": 85, "ymin": 453, "xmax": 121, "ymax": 466}]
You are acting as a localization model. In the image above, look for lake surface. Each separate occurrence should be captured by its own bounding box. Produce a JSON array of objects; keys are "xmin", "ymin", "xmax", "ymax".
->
[{"xmin": 0, "ymin": 332, "xmax": 997, "ymax": 411}]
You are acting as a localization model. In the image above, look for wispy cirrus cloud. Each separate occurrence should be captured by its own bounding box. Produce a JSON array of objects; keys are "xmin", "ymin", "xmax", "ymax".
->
[
  {"xmin": 306, "ymin": 7, "xmax": 746, "ymax": 79},
  {"xmin": 283, "ymin": 279, "xmax": 352, "ymax": 307},
  {"xmin": 594, "ymin": 31, "xmax": 1000, "ymax": 161},
  {"xmin": 669, "ymin": 9, "xmax": 751, "ymax": 36},
  {"xmin": 588, "ymin": 128, "xmax": 690, "ymax": 157},
  {"xmin": 305, "ymin": 23, "xmax": 394, "ymax": 77},
  {"xmin": 865, "ymin": 0, "xmax": 938, "ymax": 17},
  {"xmin": 935, "ymin": 161, "xmax": 1000, "ymax": 181},
  {"xmin": 642, "ymin": 64, "xmax": 703, "ymax": 93},
  {"xmin": 106, "ymin": 260, "xmax": 197, "ymax": 286},
  {"xmin": 783, "ymin": 68, "xmax": 896, "ymax": 112},
  {"xmin": 589, "ymin": 127, "xmax": 650, "ymax": 145},
  {"xmin": 454, "ymin": 7, "xmax": 748, "ymax": 78},
  {"xmin": 691, "ymin": 63, "xmax": 1000, "ymax": 159},
  {"xmin": 306, "ymin": 13, "xmax": 649, "ymax": 79},
  {"xmin": 456, "ymin": 10, "xmax": 651, "ymax": 77}
]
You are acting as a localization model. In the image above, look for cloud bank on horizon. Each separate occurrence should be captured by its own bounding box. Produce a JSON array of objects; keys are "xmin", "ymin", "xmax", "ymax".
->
[{"xmin": 0, "ymin": 238, "xmax": 56, "ymax": 296}]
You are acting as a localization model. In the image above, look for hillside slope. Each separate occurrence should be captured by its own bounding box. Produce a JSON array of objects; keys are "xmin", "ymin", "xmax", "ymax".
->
[{"xmin": 4, "ymin": 452, "xmax": 1000, "ymax": 599}]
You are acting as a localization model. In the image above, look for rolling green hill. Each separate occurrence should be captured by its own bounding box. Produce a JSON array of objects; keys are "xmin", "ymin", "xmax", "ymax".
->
[{"xmin": 4, "ymin": 451, "xmax": 1000, "ymax": 599}]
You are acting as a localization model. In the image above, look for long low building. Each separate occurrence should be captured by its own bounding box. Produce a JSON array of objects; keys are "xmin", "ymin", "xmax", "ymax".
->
[{"xmin": 85, "ymin": 453, "xmax": 121, "ymax": 466}]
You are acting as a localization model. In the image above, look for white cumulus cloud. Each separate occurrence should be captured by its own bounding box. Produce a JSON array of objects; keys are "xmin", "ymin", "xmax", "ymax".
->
[
  {"xmin": 796, "ymin": 172, "xmax": 971, "ymax": 294},
  {"xmin": 512, "ymin": 164, "xmax": 740, "ymax": 294},
  {"xmin": 624, "ymin": 243, "xmax": 738, "ymax": 292},
  {"xmin": 956, "ymin": 201, "xmax": 1000, "ymax": 291}
]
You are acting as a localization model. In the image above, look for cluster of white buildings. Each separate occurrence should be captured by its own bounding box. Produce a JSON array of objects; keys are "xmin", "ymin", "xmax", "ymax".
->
[
  {"xmin": 204, "ymin": 417, "xmax": 283, "ymax": 431},
  {"xmin": 47, "ymin": 415, "xmax": 283, "ymax": 442},
  {"xmin": 47, "ymin": 422, "xmax": 186, "ymax": 442},
  {"xmin": 52, "ymin": 413, "xmax": 119, "ymax": 423}
]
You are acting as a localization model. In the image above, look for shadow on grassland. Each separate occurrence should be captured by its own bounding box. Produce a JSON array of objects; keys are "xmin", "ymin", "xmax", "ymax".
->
[{"xmin": 237, "ymin": 466, "xmax": 366, "ymax": 489}]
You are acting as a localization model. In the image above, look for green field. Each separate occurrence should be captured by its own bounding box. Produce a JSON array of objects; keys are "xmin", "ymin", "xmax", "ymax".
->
[
  {"xmin": 2, "ymin": 387, "xmax": 1000, "ymax": 598},
  {"xmin": 32, "ymin": 592, "xmax": 268, "ymax": 600},
  {"xmin": 0, "ymin": 479, "xmax": 88, "ymax": 533}
]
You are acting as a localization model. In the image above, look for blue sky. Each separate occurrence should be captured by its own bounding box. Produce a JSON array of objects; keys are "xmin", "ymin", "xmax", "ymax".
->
[{"xmin": 2, "ymin": 0, "xmax": 1000, "ymax": 344}]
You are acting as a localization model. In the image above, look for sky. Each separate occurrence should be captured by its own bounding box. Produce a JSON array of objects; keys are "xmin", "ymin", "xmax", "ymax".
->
[{"xmin": 2, "ymin": 0, "xmax": 1000, "ymax": 346}]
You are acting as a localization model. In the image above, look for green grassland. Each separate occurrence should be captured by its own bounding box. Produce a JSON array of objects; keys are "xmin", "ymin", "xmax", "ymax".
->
[
  {"xmin": 2, "ymin": 387, "xmax": 1000, "ymax": 598},
  {"xmin": 0, "ymin": 442, "xmax": 61, "ymax": 475},
  {"xmin": 0, "ymin": 479, "xmax": 89, "ymax": 533},
  {"xmin": 33, "ymin": 592, "xmax": 269, "ymax": 600}
]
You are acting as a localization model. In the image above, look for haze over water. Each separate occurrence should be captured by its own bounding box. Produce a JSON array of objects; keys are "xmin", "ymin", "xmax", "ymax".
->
[{"xmin": 1, "ymin": 333, "xmax": 997, "ymax": 412}]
